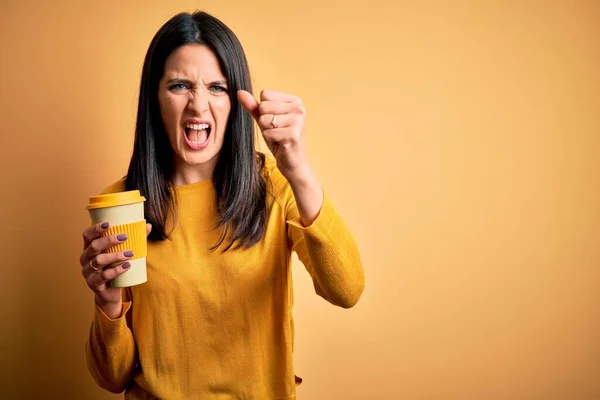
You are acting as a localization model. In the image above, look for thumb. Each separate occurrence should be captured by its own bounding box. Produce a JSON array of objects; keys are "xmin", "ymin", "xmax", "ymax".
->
[
  {"xmin": 237, "ymin": 90, "xmax": 260, "ymax": 121},
  {"xmin": 146, "ymin": 223, "xmax": 152, "ymax": 237}
]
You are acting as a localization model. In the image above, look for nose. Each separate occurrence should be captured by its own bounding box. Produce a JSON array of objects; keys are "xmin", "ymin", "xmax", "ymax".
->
[{"xmin": 187, "ymin": 89, "xmax": 209, "ymax": 115}]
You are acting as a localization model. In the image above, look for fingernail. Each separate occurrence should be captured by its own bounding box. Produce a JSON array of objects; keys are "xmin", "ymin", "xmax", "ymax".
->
[
  {"xmin": 122, "ymin": 262, "xmax": 131, "ymax": 269},
  {"xmin": 101, "ymin": 222, "xmax": 109, "ymax": 229},
  {"xmin": 117, "ymin": 234, "xmax": 128, "ymax": 241},
  {"xmin": 124, "ymin": 251, "xmax": 134, "ymax": 257}
]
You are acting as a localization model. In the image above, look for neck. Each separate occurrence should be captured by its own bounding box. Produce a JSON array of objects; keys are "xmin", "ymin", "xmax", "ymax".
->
[{"xmin": 173, "ymin": 157, "xmax": 217, "ymax": 186}]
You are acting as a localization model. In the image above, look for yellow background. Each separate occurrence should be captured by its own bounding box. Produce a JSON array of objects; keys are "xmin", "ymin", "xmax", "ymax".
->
[{"xmin": 1, "ymin": 0, "xmax": 599, "ymax": 398}]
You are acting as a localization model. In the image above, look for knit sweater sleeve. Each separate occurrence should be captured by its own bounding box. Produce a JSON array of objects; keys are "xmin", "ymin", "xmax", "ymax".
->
[
  {"xmin": 268, "ymin": 160, "xmax": 365, "ymax": 308},
  {"xmin": 85, "ymin": 289, "xmax": 137, "ymax": 393}
]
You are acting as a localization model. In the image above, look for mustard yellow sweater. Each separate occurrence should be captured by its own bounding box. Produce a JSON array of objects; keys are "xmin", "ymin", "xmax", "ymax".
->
[{"xmin": 85, "ymin": 158, "xmax": 365, "ymax": 399}]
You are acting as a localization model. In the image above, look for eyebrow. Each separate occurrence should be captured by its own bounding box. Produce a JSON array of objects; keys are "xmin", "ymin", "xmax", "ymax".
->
[{"xmin": 165, "ymin": 78, "xmax": 228, "ymax": 86}]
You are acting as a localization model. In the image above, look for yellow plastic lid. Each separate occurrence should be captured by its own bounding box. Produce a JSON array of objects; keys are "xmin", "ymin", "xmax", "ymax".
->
[{"xmin": 87, "ymin": 190, "xmax": 146, "ymax": 210}]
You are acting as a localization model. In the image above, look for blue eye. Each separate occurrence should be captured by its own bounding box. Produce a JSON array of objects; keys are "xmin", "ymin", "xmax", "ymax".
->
[
  {"xmin": 169, "ymin": 83, "xmax": 189, "ymax": 91},
  {"xmin": 210, "ymin": 86, "xmax": 227, "ymax": 93}
]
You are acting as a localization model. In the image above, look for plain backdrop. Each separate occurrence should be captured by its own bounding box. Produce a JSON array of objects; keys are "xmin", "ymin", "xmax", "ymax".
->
[{"xmin": 0, "ymin": 0, "xmax": 599, "ymax": 399}]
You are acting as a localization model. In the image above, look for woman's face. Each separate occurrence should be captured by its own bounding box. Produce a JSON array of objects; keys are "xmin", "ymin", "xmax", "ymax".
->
[{"xmin": 158, "ymin": 43, "xmax": 231, "ymax": 182}]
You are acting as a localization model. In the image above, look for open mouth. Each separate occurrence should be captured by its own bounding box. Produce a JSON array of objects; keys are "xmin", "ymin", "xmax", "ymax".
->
[{"xmin": 183, "ymin": 122, "xmax": 212, "ymax": 150}]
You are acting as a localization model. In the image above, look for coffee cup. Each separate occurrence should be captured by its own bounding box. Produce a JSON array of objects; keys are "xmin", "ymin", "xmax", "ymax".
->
[{"xmin": 86, "ymin": 190, "xmax": 147, "ymax": 288}]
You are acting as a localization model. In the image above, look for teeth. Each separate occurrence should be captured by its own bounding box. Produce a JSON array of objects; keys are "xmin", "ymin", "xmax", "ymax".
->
[{"xmin": 185, "ymin": 123, "xmax": 209, "ymax": 130}]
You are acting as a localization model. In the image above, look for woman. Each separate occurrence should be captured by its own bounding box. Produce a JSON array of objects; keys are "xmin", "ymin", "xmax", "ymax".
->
[{"xmin": 79, "ymin": 10, "xmax": 364, "ymax": 399}]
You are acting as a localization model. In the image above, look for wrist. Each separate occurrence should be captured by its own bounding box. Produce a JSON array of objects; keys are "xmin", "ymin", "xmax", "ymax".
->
[
  {"xmin": 282, "ymin": 163, "xmax": 315, "ymax": 189},
  {"xmin": 95, "ymin": 295, "xmax": 123, "ymax": 319},
  {"xmin": 284, "ymin": 165, "xmax": 324, "ymax": 227}
]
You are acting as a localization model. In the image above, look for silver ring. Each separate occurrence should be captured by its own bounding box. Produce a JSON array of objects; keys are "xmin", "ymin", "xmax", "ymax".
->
[
  {"xmin": 271, "ymin": 114, "xmax": 277, "ymax": 128},
  {"xmin": 89, "ymin": 259, "xmax": 101, "ymax": 272}
]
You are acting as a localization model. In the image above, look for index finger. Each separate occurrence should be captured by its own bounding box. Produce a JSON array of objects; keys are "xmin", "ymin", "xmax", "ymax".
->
[
  {"xmin": 259, "ymin": 89, "xmax": 303, "ymax": 105},
  {"xmin": 83, "ymin": 222, "xmax": 110, "ymax": 250}
]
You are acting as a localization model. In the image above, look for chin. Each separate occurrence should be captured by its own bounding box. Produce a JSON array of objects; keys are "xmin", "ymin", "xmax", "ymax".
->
[
  {"xmin": 181, "ymin": 153, "xmax": 212, "ymax": 165},
  {"xmin": 180, "ymin": 146, "xmax": 220, "ymax": 166},
  {"xmin": 172, "ymin": 132, "xmax": 223, "ymax": 171}
]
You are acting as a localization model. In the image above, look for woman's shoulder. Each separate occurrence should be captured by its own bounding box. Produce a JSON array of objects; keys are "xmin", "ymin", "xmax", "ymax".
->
[
  {"xmin": 262, "ymin": 156, "xmax": 292, "ymax": 203},
  {"xmin": 99, "ymin": 176, "xmax": 127, "ymax": 195},
  {"xmin": 262, "ymin": 155, "xmax": 278, "ymax": 177}
]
